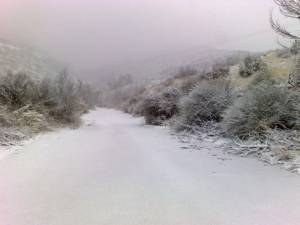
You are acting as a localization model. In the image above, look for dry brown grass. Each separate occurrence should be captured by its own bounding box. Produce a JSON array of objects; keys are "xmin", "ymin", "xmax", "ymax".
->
[
  {"xmin": 228, "ymin": 65, "xmax": 258, "ymax": 90},
  {"xmin": 228, "ymin": 52, "xmax": 295, "ymax": 90},
  {"xmin": 262, "ymin": 52, "xmax": 294, "ymax": 82}
]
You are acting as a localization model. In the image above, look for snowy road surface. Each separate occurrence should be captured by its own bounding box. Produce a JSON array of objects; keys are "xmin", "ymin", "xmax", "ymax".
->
[{"xmin": 0, "ymin": 109, "xmax": 300, "ymax": 225}]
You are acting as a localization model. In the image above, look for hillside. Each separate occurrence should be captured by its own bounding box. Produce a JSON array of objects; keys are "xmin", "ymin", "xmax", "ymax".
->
[
  {"xmin": 138, "ymin": 49, "xmax": 296, "ymax": 93},
  {"xmin": 0, "ymin": 41, "xmax": 64, "ymax": 78},
  {"xmin": 228, "ymin": 50, "xmax": 295, "ymax": 90},
  {"xmin": 115, "ymin": 48, "xmax": 298, "ymax": 114},
  {"xmin": 111, "ymin": 48, "xmax": 300, "ymax": 173},
  {"xmin": 82, "ymin": 47, "xmax": 249, "ymax": 89}
]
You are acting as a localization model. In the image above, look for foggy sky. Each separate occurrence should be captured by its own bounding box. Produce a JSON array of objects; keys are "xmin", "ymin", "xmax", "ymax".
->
[{"xmin": 0, "ymin": 0, "xmax": 280, "ymax": 70}]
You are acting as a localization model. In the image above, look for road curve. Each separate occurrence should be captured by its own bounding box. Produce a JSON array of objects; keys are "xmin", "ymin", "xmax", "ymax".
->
[{"xmin": 0, "ymin": 109, "xmax": 299, "ymax": 225}]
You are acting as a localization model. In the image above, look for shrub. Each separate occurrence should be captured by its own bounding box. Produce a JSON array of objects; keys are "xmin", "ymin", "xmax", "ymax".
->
[
  {"xmin": 0, "ymin": 72, "xmax": 39, "ymax": 108},
  {"xmin": 206, "ymin": 64, "xmax": 230, "ymax": 80},
  {"xmin": 239, "ymin": 55, "xmax": 263, "ymax": 77},
  {"xmin": 77, "ymin": 81, "xmax": 100, "ymax": 109},
  {"xmin": 290, "ymin": 40, "xmax": 300, "ymax": 55},
  {"xmin": 289, "ymin": 56, "xmax": 300, "ymax": 89},
  {"xmin": 13, "ymin": 106, "xmax": 48, "ymax": 133},
  {"xmin": 0, "ymin": 106, "xmax": 13, "ymax": 127},
  {"xmin": 177, "ymin": 80, "xmax": 233, "ymax": 128},
  {"xmin": 0, "ymin": 127, "xmax": 25, "ymax": 144},
  {"xmin": 140, "ymin": 87, "xmax": 181, "ymax": 125},
  {"xmin": 36, "ymin": 77, "xmax": 53, "ymax": 104},
  {"xmin": 0, "ymin": 70, "xmax": 99, "ymax": 144},
  {"xmin": 250, "ymin": 64, "xmax": 275, "ymax": 87},
  {"xmin": 223, "ymin": 84, "xmax": 299, "ymax": 140},
  {"xmin": 178, "ymin": 77, "xmax": 198, "ymax": 95},
  {"xmin": 121, "ymin": 98, "xmax": 139, "ymax": 114},
  {"xmin": 0, "ymin": 70, "xmax": 98, "ymax": 127},
  {"xmin": 194, "ymin": 64, "xmax": 229, "ymax": 81},
  {"xmin": 47, "ymin": 70, "xmax": 83, "ymax": 124},
  {"xmin": 175, "ymin": 66, "xmax": 198, "ymax": 78}
]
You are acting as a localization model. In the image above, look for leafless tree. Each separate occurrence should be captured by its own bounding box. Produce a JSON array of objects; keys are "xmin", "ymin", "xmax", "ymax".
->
[
  {"xmin": 271, "ymin": 0, "xmax": 300, "ymax": 88},
  {"xmin": 270, "ymin": 0, "xmax": 300, "ymax": 39}
]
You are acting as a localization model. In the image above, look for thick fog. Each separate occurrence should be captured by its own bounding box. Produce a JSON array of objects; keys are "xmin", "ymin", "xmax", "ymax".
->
[{"xmin": 0, "ymin": 0, "xmax": 279, "ymax": 70}]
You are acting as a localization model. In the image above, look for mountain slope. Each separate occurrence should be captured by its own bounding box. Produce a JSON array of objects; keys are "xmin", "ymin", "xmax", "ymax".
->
[
  {"xmin": 0, "ymin": 41, "xmax": 63, "ymax": 78},
  {"xmin": 83, "ymin": 47, "xmax": 249, "ymax": 88}
]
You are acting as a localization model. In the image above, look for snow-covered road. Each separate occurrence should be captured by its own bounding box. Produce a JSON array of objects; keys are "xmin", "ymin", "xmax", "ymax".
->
[{"xmin": 0, "ymin": 109, "xmax": 300, "ymax": 225}]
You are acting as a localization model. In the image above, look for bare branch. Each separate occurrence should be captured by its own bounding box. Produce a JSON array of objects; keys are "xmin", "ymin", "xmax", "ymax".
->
[
  {"xmin": 274, "ymin": 0, "xmax": 300, "ymax": 19},
  {"xmin": 270, "ymin": 11, "xmax": 300, "ymax": 39},
  {"xmin": 276, "ymin": 38, "xmax": 290, "ymax": 49}
]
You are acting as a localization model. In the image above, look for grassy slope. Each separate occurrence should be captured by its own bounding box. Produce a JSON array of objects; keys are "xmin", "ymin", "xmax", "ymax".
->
[
  {"xmin": 119, "ymin": 49, "xmax": 296, "ymax": 111},
  {"xmin": 229, "ymin": 51, "xmax": 294, "ymax": 90},
  {"xmin": 156, "ymin": 50, "xmax": 295, "ymax": 93}
]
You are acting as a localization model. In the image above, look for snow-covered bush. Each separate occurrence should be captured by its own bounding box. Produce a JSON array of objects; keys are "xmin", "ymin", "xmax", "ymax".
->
[
  {"xmin": 290, "ymin": 40, "xmax": 300, "ymax": 55},
  {"xmin": 176, "ymin": 80, "xmax": 233, "ymax": 129},
  {"xmin": 0, "ymin": 70, "xmax": 99, "ymax": 145},
  {"xmin": 121, "ymin": 97, "xmax": 139, "ymax": 114},
  {"xmin": 104, "ymin": 84, "xmax": 145, "ymax": 114},
  {"xmin": 0, "ymin": 71, "xmax": 98, "ymax": 127},
  {"xmin": 223, "ymin": 84, "xmax": 299, "ymax": 140},
  {"xmin": 0, "ymin": 72, "xmax": 39, "ymax": 108},
  {"xmin": 177, "ymin": 77, "xmax": 199, "ymax": 95},
  {"xmin": 77, "ymin": 81, "xmax": 100, "ymax": 109},
  {"xmin": 140, "ymin": 87, "xmax": 181, "ymax": 125},
  {"xmin": 250, "ymin": 64, "xmax": 275, "ymax": 87},
  {"xmin": 13, "ymin": 107, "xmax": 48, "ymax": 133},
  {"xmin": 46, "ymin": 70, "xmax": 84, "ymax": 124},
  {"xmin": 0, "ymin": 106, "xmax": 13, "ymax": 127},
  {"xmin": 206, "ymin": 63, "xmax": 230, "ymax": 80},
  {"xmin": 239, "ymin": 55, "xmax": 263, "ymax": 77}
]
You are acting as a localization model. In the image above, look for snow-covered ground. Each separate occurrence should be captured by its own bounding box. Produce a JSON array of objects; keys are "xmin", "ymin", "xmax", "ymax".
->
[
  {"xmin": 173, "ymin": 126, "xmax": 300, "ymax": 174},
  {"xmin": 0, "ymin": 108, "xmax": 299, "ymax": 225}
]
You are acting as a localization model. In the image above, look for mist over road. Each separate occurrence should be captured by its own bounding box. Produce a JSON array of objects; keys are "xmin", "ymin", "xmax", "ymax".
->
[{"xmin": 0, "ymin": 109, "xmax": 299, "ymax": 225}]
